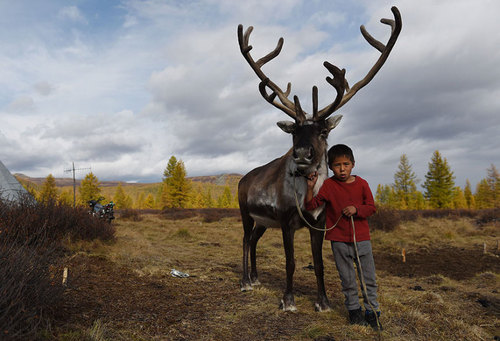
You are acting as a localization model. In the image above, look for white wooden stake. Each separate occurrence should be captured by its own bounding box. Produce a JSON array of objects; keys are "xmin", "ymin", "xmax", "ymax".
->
[{"xmin": 62, "ymin": 267, "xmax": 68, "ymax": 286}]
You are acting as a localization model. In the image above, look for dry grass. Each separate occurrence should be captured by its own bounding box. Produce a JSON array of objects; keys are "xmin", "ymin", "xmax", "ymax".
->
[
  {"xmin": 371, "ymin": 216, "xmax": 499, "ymax": 252},
  {"xmin": 56, "ymin": 214, "xmax": 499, "ymax": 341}
]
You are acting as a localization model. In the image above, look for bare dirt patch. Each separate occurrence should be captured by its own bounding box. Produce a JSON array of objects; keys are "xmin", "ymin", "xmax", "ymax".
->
[
  {"xmin": 55, "ymin": 254, "xmax": 310, "ymax": 340},
  {"xmin": 54, "ymin": 246, "xmax": 499, "ymax": 340},
  {"xmin": 374, "ymin": 246, "xmax": 500, "ymax": 280}
]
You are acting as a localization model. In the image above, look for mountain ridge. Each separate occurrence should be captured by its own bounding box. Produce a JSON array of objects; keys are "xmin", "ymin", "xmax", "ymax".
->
[{"xmin": 14, "ymin": 173, "xmax": 243, "ymax": 188}]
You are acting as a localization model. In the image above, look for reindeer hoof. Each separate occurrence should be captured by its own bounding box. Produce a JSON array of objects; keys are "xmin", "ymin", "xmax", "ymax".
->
[
  {"xmin": 251, "ymin": 279, "xmax": 261, "ymax": 286},
  {"xmin": 280, "ymin": 299, "xmax": 297, "ymax": 312},
  {"xmin": 240, "ymin": 282, "xmax": 253, "ymax": 292},
  {"xmin": 315, "ymin": 302, "xmax": 332, "ymax": 312}
]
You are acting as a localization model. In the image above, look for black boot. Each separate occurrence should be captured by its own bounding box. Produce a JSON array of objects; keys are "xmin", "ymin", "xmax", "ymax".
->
[
  {"xmin": 365, "ymin": 310, "xmax": 383, "ymax": 331},
  {"xmin": 348, "ymin": 308, "xmax": 367, "ymax": 326}
]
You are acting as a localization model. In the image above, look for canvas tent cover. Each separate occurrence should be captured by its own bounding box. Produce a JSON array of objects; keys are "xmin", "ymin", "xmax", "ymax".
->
[{"xmin": 0, "ymin": 160, "xmax": 29, "ymax": 202}]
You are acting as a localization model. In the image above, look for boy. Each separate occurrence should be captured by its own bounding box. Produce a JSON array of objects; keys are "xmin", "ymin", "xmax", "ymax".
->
[{"xmin": 305, "ymin": 144, "xmax": 381, "ymax": 330}]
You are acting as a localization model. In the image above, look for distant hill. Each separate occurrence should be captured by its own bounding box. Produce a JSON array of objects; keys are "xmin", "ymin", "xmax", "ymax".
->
[{"xmin": 14, "ymin": 173, "xmax": 243, "ymax": 188}]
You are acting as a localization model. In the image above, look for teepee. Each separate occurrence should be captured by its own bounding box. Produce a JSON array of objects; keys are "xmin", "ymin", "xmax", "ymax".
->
[{"xmin": 0, "ymin": 160, "xmax": 29, "ymax": 203}]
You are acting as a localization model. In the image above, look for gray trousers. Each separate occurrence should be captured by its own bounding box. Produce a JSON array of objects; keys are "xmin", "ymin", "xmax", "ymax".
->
[{"xmin": 331, "ymin": 240, "xmax": 380, "ymax": 312}]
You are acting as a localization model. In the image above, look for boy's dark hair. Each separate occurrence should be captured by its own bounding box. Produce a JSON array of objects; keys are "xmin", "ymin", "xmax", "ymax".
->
[{"xmin": 328, "ymin": 144, "xmax": 355, "ymax": 165}]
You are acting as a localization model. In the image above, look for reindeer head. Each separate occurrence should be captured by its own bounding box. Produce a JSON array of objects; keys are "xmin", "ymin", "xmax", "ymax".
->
[{"xmin": 238, "ymin": 7, "xmax": 402, "ymax": 172}]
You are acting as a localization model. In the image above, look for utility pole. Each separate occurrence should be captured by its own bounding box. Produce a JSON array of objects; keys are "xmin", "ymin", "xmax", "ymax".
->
[{"xmin": 64, "ymin": 162, "xmax": 91, "ymax": 208}]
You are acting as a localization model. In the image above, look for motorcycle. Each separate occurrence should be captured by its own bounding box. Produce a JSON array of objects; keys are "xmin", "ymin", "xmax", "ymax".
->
[{"xmin": 88, "ymin": 197, "xmax": 115, "ymax": 223}]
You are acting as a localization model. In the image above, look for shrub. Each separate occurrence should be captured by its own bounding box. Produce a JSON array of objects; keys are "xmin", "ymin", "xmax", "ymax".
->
[
  {"xmin": 0, "ymin": 238, "xmax": 63, "ymax": 340},
  {"xmin": 476, "ymin": 208, "xmax": 500, "ymax": 226},
  {"xmin": 398, "ymin": 210, "xmax": 420, "ymax": 222},
  {"xmin": 0, "ymin": 195, "xmax": 116, "ymax": 339},
  {"xmin": 0, "ymin": 198, "xmax": 115, "ymax": 245},
  {"xmin": 119, "ymin": 208, "xmax": 142, "ymax": 221},
  {"xmin": 369, "ymin": 206, "xmax": 401, "ymax": 232}
]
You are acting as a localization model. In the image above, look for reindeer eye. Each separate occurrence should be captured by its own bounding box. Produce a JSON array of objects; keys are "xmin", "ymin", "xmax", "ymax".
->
[{"xmin": 320, "ymin": 129, "xmax": 328, "ymax": 138}]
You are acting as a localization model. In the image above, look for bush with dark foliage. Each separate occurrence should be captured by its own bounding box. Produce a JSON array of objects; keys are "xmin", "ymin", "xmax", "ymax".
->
[
  {"xmin": 368, "ymin": 206, "xmax": 401, "ymax": 232},
  {"xmin": 371, "ymin": 207, "xmax": 499, "ymax": 231},
  {"xmin": 0, "ymin": 194, "xmax": 115, "ymax": 340},
  {"xmin": 119, "ymin": 208, "xmax": 143, "ymax": 221},
  {"xmin": 475, "ymin": 208, "xmax": 500, "ymax": 226}
]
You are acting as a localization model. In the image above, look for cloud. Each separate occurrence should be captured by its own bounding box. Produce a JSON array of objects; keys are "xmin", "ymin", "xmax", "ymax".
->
[
  {"xmin": 34, "ymin": 81, "xmax": 55, "ymax": 96},
  {"xmin": 0, "ymin": 0, "xmax": 498, "ymax": 191},
  {"xmin": 5, "ymin": 96, "xmax": 35, "ymax": 113},
  {"xmin": 58, "ymin": 6, "xmax": 88, "ymax": 24}
]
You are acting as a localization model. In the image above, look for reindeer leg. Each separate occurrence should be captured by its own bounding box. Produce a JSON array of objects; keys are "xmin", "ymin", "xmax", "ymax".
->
[
  {"xmin": 310, "ymin": 228, "xmax": 332, "ymax": 312},
  {"xmin": 241, "ymin": 213, "xmax": 254, "ymax": 291},
  {"xmin": 280, "ymin": 226, "xmax": 297, "ymax": 311},
  {"xmin": 249, "ymin": 225, "xmax": 266, "ymax": 285}
]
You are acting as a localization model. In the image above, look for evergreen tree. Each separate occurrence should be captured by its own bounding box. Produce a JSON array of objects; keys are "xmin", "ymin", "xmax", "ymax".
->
[
  {"xmin": 192, "ymin": 191, "xmax": 205, "ymax": 208},
  {"xmin": 189, "ymin": 183, "xmax": 205, "ymax": 208},
  {"xmin": 375, "ymin": 184, "xmax": 398, "ymax": 208},
  {"xmin": 160, "ymin": 156, "xmax": 181, "ymax": 208},
  {"xmin": 114, "ymin": 183, "xmax": 132, "ymax": 209},
  {"xmin": 464, "ymin": 179, "xmax": 475, "ymax": 209},
  {"xmin": 39, "ymin": 174, "xmax": 58, "ymax": 203},
  {"xmin": 393, "ymin": 154, "xmax": 419, "ymax": 208},
  {"xmin": 160, "ymin": 182, "xmax": 171, "ymax": 208},
  {"xmin": 163, "ymin": 156, "xmax": 178, "ymax": 182},
  {"xmin": 375, "ymin": 184, "xmax": 389, "ymax": 206},
  {"xmin": 413, "ymin": 191, "xmax": 427, "ymax": 209},
  {"xmin": 205, "ymin": 188, "xmax": 215, "ymax": 208},
  {"xmin": 144, "ymin": 193, "xmax": 155, "ymax": 209},
  {"xmin": 155, "ymin": 183, "xmax": 165, "ymax": 209},
  {"xmin": 136, "ymin": 192, "xmax": 145, "ymax": 209},
  {"xmin": 167, "ymin": 160, "xmax": 191, "ymax": 208},
  {"xmin": 232, "ymin": 189, "xmax": 240, "ymax": 208},
  {"xmin": 474, "ymin": 165, "xmax": 500, "ymax": 208},
  {"xmin": 58, "ymin": 188, "xmax": 74, "ymax": 206},
  {"xmin": 486, "ymin": 164, "xmax": 500, "ymax": 207},
  {"xmin": 452, "ymin": 186, "xmax": 467, "ymax": 209},
  {"xmin": 475, "ymin": 179, "xmax": 492, "ymax": 209},
  {"xmin": 22, "ymin": 181, "xmax": 38, "ymax": 199},
  {"xmin": 217, "ymin": 186, "xmax": 232, "ymax": 208},
  {"xmin": 78, "ymin": 172, "xmax": 101, "ymax": 205},
  {"xmin": 422, "ymin": 150, "xmax": 455, "ymax": 209}
]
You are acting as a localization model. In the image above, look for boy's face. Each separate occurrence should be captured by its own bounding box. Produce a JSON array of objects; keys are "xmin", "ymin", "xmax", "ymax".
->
[{"xmin": 330, "ymin": 155, "xmax": 354, "ymax": 182}]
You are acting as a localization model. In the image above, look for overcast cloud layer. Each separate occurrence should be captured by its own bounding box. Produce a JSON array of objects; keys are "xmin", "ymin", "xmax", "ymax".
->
[{"xmin": 0, "ymin": 0, "xmax": 498, "ymax": 191}]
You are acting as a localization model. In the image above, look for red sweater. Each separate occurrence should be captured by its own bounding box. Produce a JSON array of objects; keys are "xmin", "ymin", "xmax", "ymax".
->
[{"xmin": 305, "ymin": 176, "xmax": 376, "ymax": 242}]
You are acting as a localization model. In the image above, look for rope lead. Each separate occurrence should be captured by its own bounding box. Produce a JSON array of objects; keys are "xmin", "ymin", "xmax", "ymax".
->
[
  {"xmin": 351, "ymin": 216, "xmax": 382, "ymax": 339},
  {"xmin": 292, "ymin": 175, "xmax": 382, "ymax": 339}
]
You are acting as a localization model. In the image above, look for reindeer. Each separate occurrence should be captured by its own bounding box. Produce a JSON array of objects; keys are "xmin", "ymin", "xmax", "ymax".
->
[{"xmin": 238, "ymin": 7, "xmax": 402, "ymax": 311}]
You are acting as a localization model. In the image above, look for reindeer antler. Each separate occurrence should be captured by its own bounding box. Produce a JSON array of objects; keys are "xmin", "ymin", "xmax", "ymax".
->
[
  {"xmin": 238, "ymin": 6, "xmax": 402, "ymax": 122},
  {"xmin": 337, "ymin": 7, "xmax": 402, "ymax": 113},
  {"xmin": 314, "ymin": 6, "xmax": 402, "ymax": 120},
  {"xmin": 237, "ymin": 24, "xmax": 304, "ymax": 121}
]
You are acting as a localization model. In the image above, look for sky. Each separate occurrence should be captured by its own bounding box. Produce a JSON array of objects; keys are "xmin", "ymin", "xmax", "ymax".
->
[{"xmin": 0, "ymin": 0, "xmax": 499, "ymax": 192}]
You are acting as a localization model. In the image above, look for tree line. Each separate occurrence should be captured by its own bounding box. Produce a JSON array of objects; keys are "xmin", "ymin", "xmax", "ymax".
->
[
  {"xmin": 376, "ymin": 150, "xmax": 499, "ymax": 209},
  {"xmin": 27, "ymin": 156, "xmax": 239, "ymax": 209},
  {"xmin": 26, "ymin": 151, "xmax": 499, "ymax": 210}
]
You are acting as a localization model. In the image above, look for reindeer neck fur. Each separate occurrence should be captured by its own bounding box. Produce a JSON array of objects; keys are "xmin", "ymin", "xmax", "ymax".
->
[
  {"xmin": 241, "ymin": 147, "xmax": 328, "ymax": 228},
  {"xmin": 283, "ymin": 150, "xmax": 328, "ymax": 207}
]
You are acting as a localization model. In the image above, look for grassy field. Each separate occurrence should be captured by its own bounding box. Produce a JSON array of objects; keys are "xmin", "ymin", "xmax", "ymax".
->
[{"xmin": 53, "ymin": 211, "xmax": 499, "ymax": 340}]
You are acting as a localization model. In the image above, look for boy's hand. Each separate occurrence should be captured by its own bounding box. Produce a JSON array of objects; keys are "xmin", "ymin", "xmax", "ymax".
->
[
  {"xmin": 342, "ymin": 205, "xmax": 357, "ymax": 217},
  {"xmin": 306, "ymin": 171, "xmax": 318, "ymax": 189}
]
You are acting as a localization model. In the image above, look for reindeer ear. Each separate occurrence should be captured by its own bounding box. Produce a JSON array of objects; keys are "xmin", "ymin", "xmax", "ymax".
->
[
  {"xmin": 277, "ymin": 121, "xmax": 296, "ymax": 134},
  {"xmin": 326, "ymin": 114, "xmax": 342, "ymax": 131}
]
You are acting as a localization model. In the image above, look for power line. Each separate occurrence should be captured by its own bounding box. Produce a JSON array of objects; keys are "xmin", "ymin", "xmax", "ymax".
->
[{"xmin": 64, "ymin": 162, "xmax": 91, "ymax": 208}]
